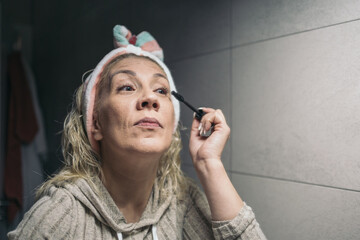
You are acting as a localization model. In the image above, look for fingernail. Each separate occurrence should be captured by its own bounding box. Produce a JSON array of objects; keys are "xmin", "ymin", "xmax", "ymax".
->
[
  {"xmin": 201, "ymin": 128, "xmax": 206, "ymax": 137},
  {"xmin": 198, "ymin": 123, "xmax": 202, "ymax": 131}
]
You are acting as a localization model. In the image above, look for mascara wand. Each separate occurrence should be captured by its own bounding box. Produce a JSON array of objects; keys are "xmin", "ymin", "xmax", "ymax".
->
[{"xmin": 171, "ymin": 91, "xmax": 205, "ymax": 120}]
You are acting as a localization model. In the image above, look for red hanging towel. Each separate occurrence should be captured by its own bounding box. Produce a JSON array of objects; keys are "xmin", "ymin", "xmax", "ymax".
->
[{"xmin": 4, "ymin": 52, "xmax": 39, "ymax": 222}]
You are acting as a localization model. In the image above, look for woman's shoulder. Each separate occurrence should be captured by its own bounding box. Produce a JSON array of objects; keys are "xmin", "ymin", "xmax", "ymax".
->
[{"xmin": 8, "ymin": 184, "xmax": 78, "ymax": 239}]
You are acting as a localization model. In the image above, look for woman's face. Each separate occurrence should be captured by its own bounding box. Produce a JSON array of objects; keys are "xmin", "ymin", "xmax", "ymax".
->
[{"xmin": 93, "ymin": 56, "xmax": 175, "ymax": 157}]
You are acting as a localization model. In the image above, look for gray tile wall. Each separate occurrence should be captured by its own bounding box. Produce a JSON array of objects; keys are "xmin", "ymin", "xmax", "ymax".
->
[
  {"xmin": 172, "ymin": 0, "xmax": 360, "ymax": 239},
  {"xmin": 231, "ymin": 0, "xmax": 360, "ymax": 46},
  {"xmin": 31, "ymin": 0, "xmax": 360, "ymax": 239},
  {"xmin": 232, "ymin": 20, "xmax": 360, "ymax": 190},
  {"xmin": 232, "ymin": 174, "xmax": 360, "ymax": 240}
]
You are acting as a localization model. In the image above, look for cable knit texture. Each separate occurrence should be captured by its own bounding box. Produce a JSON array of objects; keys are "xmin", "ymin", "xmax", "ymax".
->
[{"xmin": 8, "ymin": 177, "xmax": 266, "ymax": 239}]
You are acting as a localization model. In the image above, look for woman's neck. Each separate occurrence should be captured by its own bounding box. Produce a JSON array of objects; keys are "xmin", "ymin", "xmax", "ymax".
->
[{"xmin": 101, "ymin": 151, "xmax": 161, "ymax": 223}]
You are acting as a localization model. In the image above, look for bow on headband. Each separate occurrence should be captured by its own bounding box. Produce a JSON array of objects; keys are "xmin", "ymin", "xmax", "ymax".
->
[{"xmin": 113, "ymin": 25, "xmax": 164, "ymax": 61}]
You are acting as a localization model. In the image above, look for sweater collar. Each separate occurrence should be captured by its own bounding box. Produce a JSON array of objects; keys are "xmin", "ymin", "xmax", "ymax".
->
[{"xmin": 64, "ymin": 177, "xmax": 174, "ymax": 233}]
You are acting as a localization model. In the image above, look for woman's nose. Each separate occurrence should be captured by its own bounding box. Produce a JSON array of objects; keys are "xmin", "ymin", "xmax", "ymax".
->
[{"xmin": 137, "ymin": 91, "xmax": 160, "ymax": 111}]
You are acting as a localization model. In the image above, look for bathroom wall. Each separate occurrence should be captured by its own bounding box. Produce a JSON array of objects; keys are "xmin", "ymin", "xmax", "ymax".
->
[
  {"xmin": 28, "ymin": 0, "xmax": 360, "ymax": 239},
  {"xmin": 171, "ymin": 1, "xmax": 360, "ymax": 239}
]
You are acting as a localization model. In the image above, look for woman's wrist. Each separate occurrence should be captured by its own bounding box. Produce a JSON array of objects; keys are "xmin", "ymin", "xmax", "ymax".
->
[
  {"xmin": 194, "ymin": 158, "xmax": 229, "ymax": 193},
  {"xmin": 193, "ymin": 158, "xmax": 224, "ymax": 178}
]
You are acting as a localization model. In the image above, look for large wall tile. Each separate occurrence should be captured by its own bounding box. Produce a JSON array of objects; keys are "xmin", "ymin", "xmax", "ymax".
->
[
  {"xmin": 169, "ymin": 50, "xmax": 231, "ymax": 169},
  {"xmin": 232, "ymin": 20, "xmax": 360, "ymax": 190},
  {"xmin": 232, "ymin": 0, "xmax": 360, "ymax": 46},
  {"xmin": 131, "ymin": 0, "xmax": 231, "ymax": 62},
  {"xmin": 232, "ymin": 173, "xmax": 360, "ymax": 240}
]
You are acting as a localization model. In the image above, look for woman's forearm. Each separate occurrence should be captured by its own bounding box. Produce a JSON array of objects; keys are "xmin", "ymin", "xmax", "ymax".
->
[{"xmin": 195, "ymin": 158, "xmax": 244, "ymax": 221}]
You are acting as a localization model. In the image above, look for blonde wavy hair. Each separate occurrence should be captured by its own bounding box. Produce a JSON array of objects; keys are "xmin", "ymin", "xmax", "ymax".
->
[{"xmin": 37, "ymin": 54, "xmax": 187, "ymax": 199}]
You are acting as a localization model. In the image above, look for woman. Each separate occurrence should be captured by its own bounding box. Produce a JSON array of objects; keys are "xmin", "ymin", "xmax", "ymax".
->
[{"xmin": 8, "ymin": 25, "xmax": 266, "ymax": 239}]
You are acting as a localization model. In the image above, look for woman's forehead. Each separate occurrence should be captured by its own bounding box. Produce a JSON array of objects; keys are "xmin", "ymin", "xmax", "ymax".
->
[
  {"xmin": 110, "ymin": 56, "xmax": 166, "ymax": 76},
  {"xmin": 108, "ymin": 57, "xmax": 169, "ymax": 88}
]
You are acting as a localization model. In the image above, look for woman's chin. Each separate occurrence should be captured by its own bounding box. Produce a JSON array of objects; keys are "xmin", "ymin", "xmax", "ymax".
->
[{"xmin": 132, "ymin": 138, "xmax": 170, "ymax": 155}]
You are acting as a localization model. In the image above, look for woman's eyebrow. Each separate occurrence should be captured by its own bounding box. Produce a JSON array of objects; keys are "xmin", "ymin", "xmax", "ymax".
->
[
  {"xmin": 153, "ymin": 73, "xmax": 167, "ymax": 80},
  {"xmin": 110, "ymin": 69, "xmax": 136, "ymax": 80},
  {"xmin": 109, "ymin": 70, "xmax": 168, "ymax": 83}
]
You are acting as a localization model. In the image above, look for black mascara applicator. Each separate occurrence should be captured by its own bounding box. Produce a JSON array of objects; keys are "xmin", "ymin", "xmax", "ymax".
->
[
  {"xmin": 171, "ymin": 91, "xmax": 205, "ymax": 120},
  {"xmin": 171, "ymin": 91, "xmax": 213, "ymax": 137}
]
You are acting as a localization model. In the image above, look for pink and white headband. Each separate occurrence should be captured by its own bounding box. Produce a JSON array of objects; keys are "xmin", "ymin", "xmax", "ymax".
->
[{"xmin": 82, "ymin": 25, "xmax": 180, "ymax": 154}]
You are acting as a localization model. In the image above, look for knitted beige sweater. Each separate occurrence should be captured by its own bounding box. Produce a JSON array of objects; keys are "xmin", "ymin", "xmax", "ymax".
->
[{"xmin": 8, "ymin": 177, "xmax": 266, "ymax": 239}]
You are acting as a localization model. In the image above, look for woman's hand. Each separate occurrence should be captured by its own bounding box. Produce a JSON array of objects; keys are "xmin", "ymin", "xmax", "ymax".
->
[
  {"xmin": 189, "ymin": 108, "xmax": 230, "ymax": 169},
  {"xmin": 188, "ymin": 107, "xmax": 244, "ymax": 221}
]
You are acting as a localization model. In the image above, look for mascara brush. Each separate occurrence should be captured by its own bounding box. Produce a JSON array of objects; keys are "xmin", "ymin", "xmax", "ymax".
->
[
  {"xmin": 171, "ymin": 91, "xmax": 205, "ymax": 120},
  {"xmin": 171, "ymin": 91, "xmax": 213, "ymax": 137}
]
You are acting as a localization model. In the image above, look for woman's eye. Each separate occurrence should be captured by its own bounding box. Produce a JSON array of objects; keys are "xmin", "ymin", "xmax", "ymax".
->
[
  {"xmin": 117, "ymin": 85, "xmax": 134, "ymax": 92},
  {"xmin": 155, "ymin": 87, "xmax": 168, "ymax": 95}
]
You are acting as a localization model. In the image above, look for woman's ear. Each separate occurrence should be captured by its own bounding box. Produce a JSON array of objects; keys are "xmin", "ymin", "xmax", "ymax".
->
[{"xmin": 92, "ymin": 111, "xmax": 103, "ymax": 141}]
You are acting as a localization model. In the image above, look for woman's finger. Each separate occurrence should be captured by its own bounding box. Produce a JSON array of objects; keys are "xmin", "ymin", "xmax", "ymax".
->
[
  {"xmin": 190, "ymin": 107, "xmax": 215, "ymax": 132},
  {"xmin": 189, "ymin": 107, "xmax": 230, "ymax": 162},
  {"xmin": 190, "ymin": 107, "xmax": 229, "ymax": 140},
  {"xmin": 200, "ymin": 109, "xmax": 227, "ymax": 132}
]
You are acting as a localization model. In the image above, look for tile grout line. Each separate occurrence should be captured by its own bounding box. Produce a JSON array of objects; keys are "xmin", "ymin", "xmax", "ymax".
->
[
  {"xmin": 168, "ymin": 17, "xmax": 360, "ymax": 65},
  {"xmin": 231, "ymin": 170, "xmax": 360, "ymax": 193},
  {"xmin": 182, "ymin": 163, "xmax": 360, "ymax": 193},
  {"xmin": 168, "ymin": 47, "xmax": 231, "ymax": 65},
  {"xmin": 232, "ymin": 17, "xmax": 360, "ymax": 49}
]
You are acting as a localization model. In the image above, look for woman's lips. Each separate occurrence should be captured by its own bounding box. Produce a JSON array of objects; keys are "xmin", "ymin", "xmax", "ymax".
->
[
  {"xmin": 137, "ymin": 122, "xmax": 160, "ymax": 127},
  {"xmin": 134, "ymin": 117, "xmax": 162, "ymax": 128}
]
